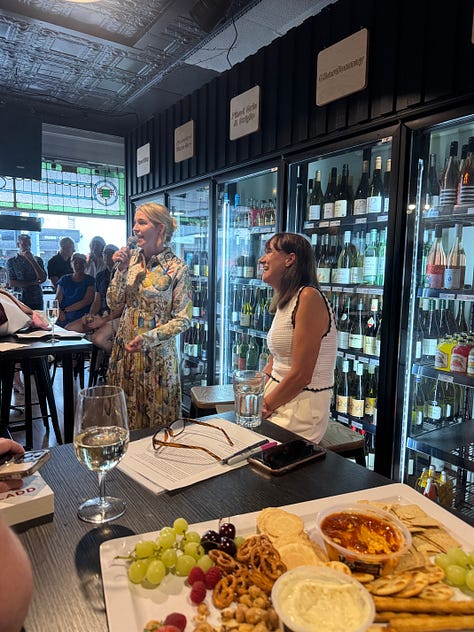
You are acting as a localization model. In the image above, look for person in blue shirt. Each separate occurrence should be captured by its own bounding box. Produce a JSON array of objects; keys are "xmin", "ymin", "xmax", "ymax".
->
[{"xmin": 56, "ymin": 253, "xmax": 95, "ymax": 331}]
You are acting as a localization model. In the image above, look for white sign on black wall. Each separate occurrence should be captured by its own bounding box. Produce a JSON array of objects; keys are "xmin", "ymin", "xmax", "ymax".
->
[
  {"xmin": 229, "ymin": 85, "xmax": 261, "ymax": 141},
  {"xmin": 136, "ymin": 143, "xmax": 150, "ymax": 177},
  {"xmin": 174, "ymin": 120, "xmax": 194, "ymax": 163}
]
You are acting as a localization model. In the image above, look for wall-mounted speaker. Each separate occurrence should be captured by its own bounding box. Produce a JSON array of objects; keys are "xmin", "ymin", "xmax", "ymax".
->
[{"xmin": 0, "ymin": 107, "xmax": 42, "ymax": 180}]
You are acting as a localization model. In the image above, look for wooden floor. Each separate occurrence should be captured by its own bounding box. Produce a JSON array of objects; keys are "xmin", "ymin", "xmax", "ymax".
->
[{"xmin": 7, "ymin": 363, "xmax": 93, "ymax": 449}]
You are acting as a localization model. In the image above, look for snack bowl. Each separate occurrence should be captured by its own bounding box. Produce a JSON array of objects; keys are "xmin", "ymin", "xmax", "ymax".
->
[
  {"xmin": 315, "ymin": 503, "xmax": 412, "ymax": 577},
  {"xmin": 271, "ymin": 565, "xmax": 375, "ymax": 632}
]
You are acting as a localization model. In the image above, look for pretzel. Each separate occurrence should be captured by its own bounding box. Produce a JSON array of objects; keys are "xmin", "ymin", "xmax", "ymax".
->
[
  {"xmin": 236, "ymin": 536, "xmax": 264, "ymax": 563},
  {"xmin": 213, "ymin": 574, "xmax": 237, "ymax": 609},
  {"xmin": 248, "ymin": 569, "xmax": 274, "ymax": 593},
  {"xmin": 209, "ymin": 549, "xmax": 240, "ymax": 573},
  {"xmin": 233, "ymin": 569, "xmax": 251, "ymax": 595}
]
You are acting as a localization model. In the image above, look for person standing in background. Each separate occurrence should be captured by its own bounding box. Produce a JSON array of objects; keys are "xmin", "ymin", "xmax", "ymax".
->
[
  {"xmin": 259, "ymin": 232, "xmax": 337, "ymax": 443},
  {"xmin": 7, "ymin": 234, "xmax": 47, "ymax": 310},
  {"xmin": 47, "ymin": 236, "xmax": 75, "ymax": 290},
  {"xmin": 0, "ymin": 438, "xmax": 33, "ymax": 632},
  {"xmin": 85, "ymin": 236, "xmax": 106, "ymax": 278},
  {"xmin": 107, "ymin": 203, "xmax": 192, "ymax": 430}
]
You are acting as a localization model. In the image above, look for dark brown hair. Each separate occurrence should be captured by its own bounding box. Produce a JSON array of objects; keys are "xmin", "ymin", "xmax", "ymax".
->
[{"xmin": 265, "ymin": 232, "xmax": 319, "ymax": 311}]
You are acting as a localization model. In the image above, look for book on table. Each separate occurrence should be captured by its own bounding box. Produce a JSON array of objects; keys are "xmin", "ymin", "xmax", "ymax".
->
[{"xmin": 0, "ymin": 472, "xmax": 54, "ymax": 528}]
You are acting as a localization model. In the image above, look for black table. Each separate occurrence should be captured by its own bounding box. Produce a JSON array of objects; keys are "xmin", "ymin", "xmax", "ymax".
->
[
  {"xmin": 16, "ymin": 416, "xmax": 392, "ymax": 631},
  {"xmin": 0, "ymin": 336, "xmax": 92, "ymax": 443}
]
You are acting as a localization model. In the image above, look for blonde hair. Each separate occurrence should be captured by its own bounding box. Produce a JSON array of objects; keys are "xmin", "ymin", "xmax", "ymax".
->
[{"xmin": 137, "ymin": 203, "xmax": 178, "ymax": 244}]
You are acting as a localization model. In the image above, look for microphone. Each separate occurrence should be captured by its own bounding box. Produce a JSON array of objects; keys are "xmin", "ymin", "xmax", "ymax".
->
[{"xmin": 127, "ymin": 235, "xmax": 138, "ymax": 249}]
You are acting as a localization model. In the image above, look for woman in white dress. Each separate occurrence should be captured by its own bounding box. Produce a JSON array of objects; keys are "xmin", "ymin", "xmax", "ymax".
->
[{"xmin": 259, "ymin": 232, "xmax": 337, "ymax": 443}]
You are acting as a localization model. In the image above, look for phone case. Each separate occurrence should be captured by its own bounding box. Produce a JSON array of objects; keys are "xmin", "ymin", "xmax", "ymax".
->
[
  {"xmin": 248, "ymin": 446, "xmax": 326, "ymax": 475},
  {"xmin": 0, "ymin": 450, "xmax": 50, "ymax": 480}
]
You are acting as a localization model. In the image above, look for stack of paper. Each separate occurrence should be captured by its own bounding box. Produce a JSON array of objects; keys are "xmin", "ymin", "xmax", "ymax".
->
[
  {"xmin": 0, "ymin": 473, "xmax": 54, "ymax": 528},
  {"xmin": 119, "ymin": 417, "xmax": 272, "ymax": 493},
  {"xmin": 16, "ymin": 326, "xmax": 85, "ymax": 340}
]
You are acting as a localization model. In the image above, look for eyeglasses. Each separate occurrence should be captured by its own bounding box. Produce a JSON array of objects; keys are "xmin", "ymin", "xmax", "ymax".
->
[{"xmin": 152, "ymin": 418, "xmax": 234, "ymax": 461}]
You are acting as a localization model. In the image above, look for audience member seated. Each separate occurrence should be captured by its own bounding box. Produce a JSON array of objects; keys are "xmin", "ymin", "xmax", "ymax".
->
[
  {"xmin": 85, "ymin": 236, "xmax": 106, "ymax": 278},
  {"xmin": 56, "ymin": 253, "xmax": 95, "ymax": 332},
  {"xmin": 47, "ymin": 236, "xmax": 75, "ymax": 290}
]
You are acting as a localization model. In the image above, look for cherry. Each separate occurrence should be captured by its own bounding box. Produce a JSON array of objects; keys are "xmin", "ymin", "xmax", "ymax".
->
[
  {"xmin": 219, "ymin": 536, "xmax": 237, "ymax": 557},
  {"xmin": 219, "ymin": 522, "xmax": 236, "ymax": 539},
  {"xmin": 200, "ymin": 529, "xmax": 220, "ymax": 552}
]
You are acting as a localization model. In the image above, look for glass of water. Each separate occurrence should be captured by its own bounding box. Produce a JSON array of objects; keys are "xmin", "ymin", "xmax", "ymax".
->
[
  {"xmin": 73, "ymin": 385, "xmax": 129, "ymax": 524},
  {"xmin": 46, "ymin": 299, "xmax": 60, "ymax": 343},
  {"xmin": 232, "ymin": 370, "xmax": 266, "ymax": 428}
]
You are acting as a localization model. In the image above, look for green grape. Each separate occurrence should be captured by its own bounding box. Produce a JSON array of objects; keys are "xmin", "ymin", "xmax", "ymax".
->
[
  {"xmin": 128, "ymin": 559, "xmax": 148, "ymax": 584},
  {"xmin": 466, "ymin": 569, "xmax": 474, "ymax": 592},
  {"xmin": 175, "ymin": 554, "xmax": 196, "ymax": 577},
  {"xmin": 184, "ymin": 541, "xmax": 204, "ymax": 560},
  {"xmin": 183, "ymin": 531, "xmax": 201, "ymax": 544},
  {"xmin": 158, "ymin": 531, "xmax": 176, "ymax": 549},
  {"xmin": 469, "ymin": 551, "xmax": 474, "ymax": 566},
  {"xmin": 161, "ymin": 548, "xmax": 178, "ymax": 568},
  {"xmin": 146, "ymin": 559, "xmax": 166, "ymax": 585},
  {"xmin": 434, "ymin": 553, "xmax": 451, "ymax": 571},
  {"xmin": 447, "ymin": 546, "xmax": 469, "ymax": 568},
  {"xmin": 445, "ymin": 564, "xmax": 467, "ymax": 587},
  {"xmin": 173, "ymin": 517, "xmax": 189, "ymax": 534},
  {"xmin": 234, "ymin": 535, "xmax": 245, "ymax": 549},
  {"xmin": 134, "ymin": 540, "xmax": 157, "ymax": 559},
  {"xmin": 197, "ymin": 554, "xmax": 214, "ymax": 572}
]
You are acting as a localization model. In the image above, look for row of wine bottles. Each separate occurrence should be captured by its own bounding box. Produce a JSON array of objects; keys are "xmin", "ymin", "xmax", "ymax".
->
[
  {"xmin": 182, "ymin": 321, "xmax": 208, "ymax": 359},
  {"xmin": 231, "ymin": 284, "xmax": 274, "ymax": 331},
  {"xmin": 306, "ymin": 156, "xmax": 391, "ymax": 221},
  {"xmin": 422, "ymin": 223, "xmax": 468, "ymax": 290},
  {"xmin": 231, "ymin": 333, "xmax": 270, "ymax": 372},
  {"xmin": 313, "ymin": 227, "xmax": 387, "ymax": 286},
  {"xmin": 332, "ymin": 359, "xmax": 378, "ymax": 424},
  {"xmin": 191, "ymin": 280, "xmax": 208, "ymax": 319},
  {"xmin": 411, "ymin": 374, "xmax": 472, "ymax": 429},
  {"xmin": 185, "ymin": 250, "xmax": 209, "ymax": 277},
  {"xmin": 415, "ymin": 297, "xmax": 473, "ymax": 363},
  {"xmin": 333, "ymin": 294, "xmax": 382, "ymax": 356},
  {"xmin": 227, "ymin": 194, "xmax": 277, "ymax": 228},
  {"xmin": 423, "ymin": 137, "xmax": 474, "ymax": 209}
]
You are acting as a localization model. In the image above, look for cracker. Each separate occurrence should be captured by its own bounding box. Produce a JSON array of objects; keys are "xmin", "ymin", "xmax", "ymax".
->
[
  {"xmin": 367, "ymin": 572, "xmax": 413, "ymax": 596},
  {"xmin": 395, "ymin": 571, "xmax": 430, "ymax": 598},
  {"xmin": 419, "ymin": 582, "xmax": 455, "ymax": 600}
]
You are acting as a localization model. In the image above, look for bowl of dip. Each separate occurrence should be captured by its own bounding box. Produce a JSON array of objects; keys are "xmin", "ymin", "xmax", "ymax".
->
[
  {"xmin": 271, "ymin": 565, "xmax": 374, "ymax": 632},
  {"xmin": 316, "ymin": 503, "xmax": 411, "ymax": 577}
]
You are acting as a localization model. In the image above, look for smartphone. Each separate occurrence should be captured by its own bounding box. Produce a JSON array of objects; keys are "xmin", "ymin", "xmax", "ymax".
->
[
  {"xmin": 247, "ymin": 439, "xmax": 326, "ymax": 475},
  {"xmin": 0, "ymin": 449, "xmax": 50, "ymax": 480}
]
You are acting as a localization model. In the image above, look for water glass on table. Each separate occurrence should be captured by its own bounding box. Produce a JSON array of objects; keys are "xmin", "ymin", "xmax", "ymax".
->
[
  {"xmin": 46, "ymin": 299, "xmax": 59, "ymax": 342},
  {"xmin": 232, "ymin": 370, "xmax": 266, "ymax": 428},
  {"xmin": 73, "ymin": 385, "xmax": 129, "ymax": 524}
]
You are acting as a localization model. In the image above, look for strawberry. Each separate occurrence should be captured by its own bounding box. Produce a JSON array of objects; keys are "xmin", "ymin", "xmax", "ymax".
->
[
  {"xmin": 164, "ymin": 613, "xmax": 187, "ymax": 632},
  {"xmin": 187, "ymin": 566, "xmax": 205, "ymax": 585},
  {"xmin": 190, "ymin": 580, "xmax": 207, "ymax": 604},
  {"xmin": 204, "ymin": 566, "xmax": 221, "ymax": 589}
]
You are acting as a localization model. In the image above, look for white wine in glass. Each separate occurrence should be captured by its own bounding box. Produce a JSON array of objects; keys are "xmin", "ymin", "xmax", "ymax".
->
[
  {"xmin": 46, "ymin": 299, "xmax": 60, "ymax": 343},
  {"xmin": 73, "ymin": 385, "xmax": 129, "ymax": 524}
]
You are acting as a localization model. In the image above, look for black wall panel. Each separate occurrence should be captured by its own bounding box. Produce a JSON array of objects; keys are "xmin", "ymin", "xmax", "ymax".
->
[{"xmin": 127, "ymin": 0, "xmax": 474, "ymax": 201}]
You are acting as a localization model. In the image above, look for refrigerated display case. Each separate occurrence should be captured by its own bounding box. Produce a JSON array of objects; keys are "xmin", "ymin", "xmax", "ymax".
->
[
  {"xmin": 166, "ymin": 183, "xmax": 213, "ymax": 413},
  {"xmin": 287, "ymin": 135, "xmax": 395, "ymax": 468},
  {"xmin": 398, "ymin": 115, "xmax": 474, "ymax": 523},
  {"xmin": 215, "ymin": 165, "xmax": 280, "ymax": 385}
]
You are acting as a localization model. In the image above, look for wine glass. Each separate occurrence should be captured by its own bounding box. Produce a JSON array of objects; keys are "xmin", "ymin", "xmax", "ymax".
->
[
  {"xmin": 46, "ymin": 299, "xmax": 60, "ymax": 343},
  {"xmin": 73, "ymin": 385, "xmax": 129, "ymax": 524}
]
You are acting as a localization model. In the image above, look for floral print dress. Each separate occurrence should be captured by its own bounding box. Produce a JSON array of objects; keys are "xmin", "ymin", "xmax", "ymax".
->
[{"xmin": 106, "ymin": 246, "xmax": 192, "ymax": 430}]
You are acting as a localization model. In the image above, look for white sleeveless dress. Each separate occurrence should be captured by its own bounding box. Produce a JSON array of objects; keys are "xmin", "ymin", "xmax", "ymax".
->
[{"xmin": 264, "ymin": 286, "xmax": 337, "ymax": 443}]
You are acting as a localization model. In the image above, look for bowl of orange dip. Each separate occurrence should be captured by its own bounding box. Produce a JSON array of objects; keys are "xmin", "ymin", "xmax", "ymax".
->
[{"xmin": 316, "ymin": 503, "xmax": 411, "ymax": 576}]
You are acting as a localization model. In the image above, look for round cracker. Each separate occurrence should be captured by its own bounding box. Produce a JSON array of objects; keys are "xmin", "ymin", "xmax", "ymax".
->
[
  {"xmin": 424, "ymin": 564, "xmax": 445, "ymax": 584},
  {"xmin": 419, "ymin": 582, "xmax": 454, "ymax": 600},
  {"xmin": 257, "ymin": 508, "xmax": 304, "ymax": 539},
  {"xmin": 367, "ymin": 572, "xmax": 413, "ymax": 595},
  {"xmin": 352, "ymin": 572, "xmax": 375, "ymax": 584},
  {"xmin": 395, "ymin": 570, "xmax": 430, "ymax": 598},
  {"xmin": 277, "ymin": 541, "xmax": 324, "ymax": 570}
]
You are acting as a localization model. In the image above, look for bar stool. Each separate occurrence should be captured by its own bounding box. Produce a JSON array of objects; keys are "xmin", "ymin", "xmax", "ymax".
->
[
  {"xmin": 88, "ymin": 345, "xmax": 110, "ymax": 387},
  {"xmin": 189, "ymin": 385, "xmax": 365, "ymax": 466},
  {"xmin": 0, "ymin": 357, "xmax": 63, "ymax": 448}
]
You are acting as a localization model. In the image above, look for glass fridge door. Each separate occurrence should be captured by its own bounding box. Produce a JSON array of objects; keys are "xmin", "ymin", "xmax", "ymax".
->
[
  {"xmin": 291, "ymin": 137, "xmax": 393, "ymax": 468},
  {"xmin": 399, "ymin": 116, "xmax": 474, "ymax": 522},
  {"xmin": 216, "ymin": 167, "xmax": 278, "ymax": 385},
  {"xmin": 167, "ymin": 183, "xmax": 211, "ymax": 413}
]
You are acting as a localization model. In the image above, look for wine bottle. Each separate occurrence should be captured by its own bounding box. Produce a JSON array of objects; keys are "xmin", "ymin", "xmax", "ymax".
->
[
  {"xmin": 307, "ymin": 171, "xmax": 323, "ymax": 221},
  {"xmin": 420, "ymin": 229, "xmax": 431, "ymax": 287},
  {"xmin": 442, "ymin": 379, "xmax": 455, "ymax": 423},
  {"xmin": 362, "ymin": 229, "xmax": 378, "ymax": 285},
  {"xmin": 334, "ymin": 231, "xmax": 353, "ymax": 284},
  {"xmin": 350, "ymin": 231, "xmax": 364, "ymax": 284},
  {"xmin": 353, "ymin": 159, "xmax": 369, "ymax": 215},
  {"xmin": 200, "ymin": 283, "xmax": 208, "ymax": 318},
  {"xmin": 316, "ymin": 234, "xmax": 331, "ymax": 284},
  {"xmin": 335, "ymin": 359, "xmax": 350, "ymax": 414},
  {"xmin": 323, "ymin": 167, "xmax": 337, "ymax": 219},
  {"xmin": 262, "ymin": 288, "xmax": 273, "ymax": 331},
  {"xmin": 376, "ymin": 228, "xmax": 386, "ymax": 286},
  {"xmin": 456, "ymin": 300, "xmax": 468, "ymax": 333},
  {"xmin": 439, "ymin": 141, "xmax": 459, "ymax": 206},
  {"xmin": 305, "ymin": 178, "xmax": 313, "ymax": 221},
  {"xmin": 232, "ymin": 334, "xmax": 240, "ymax": 370},
  {"xmin": 363, "ymin": 298, "xmax": 379, "ymax": 355},
  {"xmin": 437, "ymin": 298, "xmax": 452, "ymax": 338},
  {"xmin": 231, "ymin": 285, "xmax": 240, "ymax": 324},
  {"xmin": 348, "ymin": 299, "xmax": 364, "ymax": 351},
  {"xmin": 334, "ymin": 164, "xmax": 353, "ymax": 217},
  {"xmin": 240, "ymin": 287, "xmax": 252, "ymax": 327},
  {"xmin": 424, "ymin": 153, "xmax": 440, "ymax": 211},
  {"xmin": 337, "ymin": 296, "xmax": 351, "ymax": 350},
  {"xmin": 425, "ymin": 224, "xmax": 446, "ymax": 289},
  {"xmin": 349, "ymin": 361, "xmax": 365, "ymax": 419},
  {"xmin": 444, "ymin": 223, "xmax": 466, "ymax": 290},
  {"xmin": 364, "ymin": 363, "xmax": 377, "ymax": 424},
  {"xmin": 246, "ymin": 336, "xmax": 259, "ymax": 370},
  {"xmin": 201, "ymin": 322, "xmax": 208, "ymax": 361},
  {"xmin": 238, "ymin": 334, "xmax": 248, "ymax": 370},
  {"xmin": 194, "ymin": 322, "xmax": 202, "ymax": 357},
  {"xmin": 192, "ymin": 251, "xmax": 200, "ymax": 276},
  {"xmin": 422, "ymin": 298, "xmax": 439, "ymax": 363},
  {"xmin": 382, "ymin": 158, "xmax": 392, "ymax": 213},
  {"xmin": 459, "ymin": 143, "xmax": 468, "ymax": 177},
  {"xmin": 457, "ymin": 136, "xmax": 474, "ymax": 206},
  {"xmin": 252, "ymin": 287, "xmax": 262, "ymax": 330},
  {"xmin": 192, "ymin": 282, "xmax": 201, "ymax": 318},
  {"xmin": 424, "ymin": 377, "xmax": 443, "ymax": 425},
  {"xmin": 375, "ymin": 315, "xmax": 382, "ymax": 358},
  {"xmin": 200, "ymin": 251, "xmax": 209, "ymax": 277},
  {"xmin": 367, "ymin": 156, "xmax": 383, "ymax": 213},
  {"xmin": 258, "ymin": 339, "xmax": 270, "ymax": 371},
  {"xmin": 412, "ymin": 375, "xmax": 425, "ymax": 428}
]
